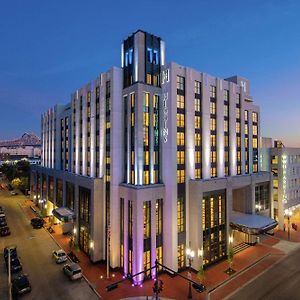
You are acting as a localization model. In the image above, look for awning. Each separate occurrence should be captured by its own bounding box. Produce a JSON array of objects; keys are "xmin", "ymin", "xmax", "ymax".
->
[
  {"xmin": 230, "ymin": 211, "xmax": 278, "ymax": 235},
  {"xmin": 52, "ymin": 207, "xmax": 75, "ymax": 222}
]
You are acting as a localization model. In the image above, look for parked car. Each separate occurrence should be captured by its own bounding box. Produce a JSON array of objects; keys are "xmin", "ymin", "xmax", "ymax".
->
[
  {"xmin": 0, "ymin": 217, "xmax": 7, "ymax": 227},
  {"xmin": 53, "ymin": 249, "xmax": 67, "ymax": 264},
  {"xmin": 30, "ymin": 217, "xmax": 44, "ymax": 229},
  {"xmin": 4, "ymin": 245, "xmax": 17, "ymax": 261},
  {"xmin": 11, "ymin": 274, "xmax": 31, "ymax": 296},
  {"xmin": 10, "ymin": 191, "xmax": 18, "ymax": 195},
  {"xmin": 0, "ymin": 226, "xmax": 10, "ymax": 236},
  {"xmin": 6, "ymin": 257, "xmax": 22, "ymax": 273},
  {"xmin": 0, "ymin": 206, "xmax": 4, "ymax": 213},
  {"xmin": 62, "ymin": 263, "xmax": 82, "ymax": 280}
]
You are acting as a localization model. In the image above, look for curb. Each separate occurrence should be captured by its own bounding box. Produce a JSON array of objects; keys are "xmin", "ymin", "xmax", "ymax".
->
[
  {"xmin": 223, "ymin": 244, "xmax": 300, "ymax": 300},
  {"xmin": 18, "ymin": 198, "xmax": 102, "ymax": 299},
  {"xmin": 207, "ymin": 252, "xmax": 271, "ymax": 300}
]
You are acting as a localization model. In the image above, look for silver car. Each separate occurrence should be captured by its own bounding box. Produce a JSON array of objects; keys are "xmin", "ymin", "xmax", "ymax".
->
[
  {"xmin": 52, "ymin": 249, "xmax": 67, "ymax": 264},
  {"xmin": 62, "ymin": 263, "xmax": 82, "ymax": 280}
]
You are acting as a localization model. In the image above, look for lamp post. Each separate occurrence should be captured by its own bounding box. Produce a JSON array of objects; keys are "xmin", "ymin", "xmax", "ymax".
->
[
  {"xmin": 285, "ymin": 209, "xmax": 292, "ymax": 240},
  {"xmin": 186, "ymin": 247, "xmax": 195, "ymax": 299}
]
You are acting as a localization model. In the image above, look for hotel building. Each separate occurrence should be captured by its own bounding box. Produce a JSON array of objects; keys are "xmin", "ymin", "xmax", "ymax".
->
[
  {"xmin": 261, "ymin": 138, "xmax": 300, "ymax": 229},
  {"xmin": 30, "ymin": 30, "xmax": 276, "ymax": 282}
]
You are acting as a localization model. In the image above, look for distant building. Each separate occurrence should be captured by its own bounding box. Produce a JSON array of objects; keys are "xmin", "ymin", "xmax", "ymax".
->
[
  {"xmin": 0, "ymin": 133, "xmax": 41, "ymax": 158},
  {"xmin": 261, "ymin": 137, "xmax": 300, "ymax": 229}
]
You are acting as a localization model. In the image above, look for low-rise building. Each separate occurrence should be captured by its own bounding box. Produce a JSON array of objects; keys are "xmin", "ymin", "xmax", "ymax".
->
[{"xmin": 261, "ymin": 137, "xmax": 300, "ymax": 229}]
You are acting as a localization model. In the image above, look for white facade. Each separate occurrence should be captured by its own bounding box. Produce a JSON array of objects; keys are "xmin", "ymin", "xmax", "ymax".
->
[
  {"xmin": 261, "ymin": 142, "xmax": 300, "ymax": 229},
  {"xmin": 31, "ymin": 30, "xmax": 272, "ymax": 282}
]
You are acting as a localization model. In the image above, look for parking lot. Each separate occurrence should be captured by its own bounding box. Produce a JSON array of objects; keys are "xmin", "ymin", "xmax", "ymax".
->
[{"xmin": 0, "ymin": 187, "xmax": 99, "ymax": 300}]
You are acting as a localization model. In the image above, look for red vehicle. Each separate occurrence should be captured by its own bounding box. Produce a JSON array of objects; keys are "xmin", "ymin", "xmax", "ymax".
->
[{"xmin": 0, "ymin": 226, "xmax": 11, "ymax": 237}]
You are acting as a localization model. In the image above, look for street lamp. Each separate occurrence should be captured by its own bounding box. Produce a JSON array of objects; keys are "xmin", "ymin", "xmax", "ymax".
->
[
  {"xmin": 285, "ymin": 209, "xmax": 293, "ymax": 240},
  {"xmin": 186, "ymin": 247, "xmax": 195, "ymax": 299}
]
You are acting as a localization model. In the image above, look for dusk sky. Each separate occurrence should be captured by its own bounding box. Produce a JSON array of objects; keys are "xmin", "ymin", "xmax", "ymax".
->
[{"xmin": 1, "ymin": 0, "xmax": 300, "ymax": 146}]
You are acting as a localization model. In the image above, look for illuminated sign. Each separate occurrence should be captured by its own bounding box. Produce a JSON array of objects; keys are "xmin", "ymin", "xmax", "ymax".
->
[
  {"xmin": 161, "ymin": 92, "xmax": 168, "ymax": 143},
  {"xmin": 240, "ymin": 81, "xmax": 247, "ymax": 93},
  {"xmin": 161, "ymin": 69, "xmax": 169, "ymax": 85},
  {"xmin": 282, "ymin": 155, "xmax": 287, "ymax": 204}
]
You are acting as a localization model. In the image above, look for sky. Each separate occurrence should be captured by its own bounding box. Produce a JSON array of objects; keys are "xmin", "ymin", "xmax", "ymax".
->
[{"xmin": 0, "ymin": 0, "xmax": 300, "ymax": 146}]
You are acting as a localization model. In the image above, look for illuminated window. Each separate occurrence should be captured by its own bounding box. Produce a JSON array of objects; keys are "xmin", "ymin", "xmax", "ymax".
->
[
  {"xmin": 253, "ymin": 125, "xmax": 258, "ymax": 136},
  {"xmin": 177, "ymin": 95, "xmax": 185, "ymax": 109},
  {"xmin": 224, "ymin": 104, "xmax": 228, "ymax": 117},
  {"xmin": 244, "ymin": 110, "xmax": 248, "ymax": 121},
  {"xmin": 144, "ymin": 250, "xmax": 151, "ymax": 277},
  {"xmin": 210, "ymin": 119, "xmax": 216, "ymax": 131},
  {"xmin": 195, "ymin": 133, "xmax": 201, "ymax": 146},
  {"xmin": 177, "ymin": 244, "xmax": 185, "ymax": 269},
  {"xmin": 144, "ymin": 171, "xmax": 149, "ymax": 184},
  {"xmin": 143, "ymin": 201, "xmax": 151, "ymax": 238},
  {"xmin": 147, "ymin": 73, "xmax": 152, "ymax": 85},
  {"xmin": 177, "ymin": 197, "xmax": 184, "ymax": 232},
  {"xmin": 236, "ymin": 107, "xmax": 240, "ymax": 119},
  {"xmin": 177, "ymin": 151, "xmax": 185, "ymax": 164},
  {"xmin": 156, "ymin": 199, "xmax": 163, "ymax": 235},
  {"xmin": 224, "ymin": 120, "xmax": 228, "ymax": 132},
  {"xmin": 177, "ymin": 76, "xmax": 185, "ymax": 91},
  {"xmin": 195, "ymin": 80, "xmax": 201, "ymax": 94},
  {"xmin": 195, "ymin": 116, "xmax": 201, "ymax": 129},
  {"xmin": 195, "ymin": 98, "xmax": 201, "ymax": 112},
  {"xmin": 177, "ymin": 114, "xmax": 185, "ymax": 127},
  {"xmin": 210, "ymin": 101, "xmax": 216, "ymax": 114},
  {"xmin": 236, "ymin": 93, "xmax": 241, "ymax": 105},
  {"xmin": 224, "ymin": 89, "xmax": 229, "ymax": 101},
  {"xmin": 253, "ymin": 138, "xmax": 258, "ymax": 148},
  {"xmin": 210, "ymin": 85, "xmax": 216, "ymax": 98},
  {"xmin": 177, "ymin": 170, "xmax": 185, "ymax": 183},
  {"xmin": 252, "ymin": 112, "xmax": 258, "ymax": 123},
  {"xmin": 177, "ymin": 132, "xmax": 185, "ymax": 146},
  {"xmin": 156, "ymin": 246, "xmax": 163, "ymax": 271},
  {"xmin": 195, "ymin": 151, "xmax": 201, "ymax": 164}
]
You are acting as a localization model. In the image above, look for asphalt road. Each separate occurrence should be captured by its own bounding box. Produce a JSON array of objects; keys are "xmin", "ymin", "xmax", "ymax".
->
[
  {"xmin": 0, "ymin": 188, "xmax": 99, "ymax": 300},
  {"xmin": 227, "ymin": 246, "xmax": 300, "ymax": 300}
]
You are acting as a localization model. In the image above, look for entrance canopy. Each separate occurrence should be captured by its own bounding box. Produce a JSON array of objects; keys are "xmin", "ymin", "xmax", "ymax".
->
[
  {"xmin": 52, "ymin": 207, "xmax": 75, "ymax": 222},
  {"xmin": 230, "ymin": 211, "xmax": 278, "ymax": 235}
]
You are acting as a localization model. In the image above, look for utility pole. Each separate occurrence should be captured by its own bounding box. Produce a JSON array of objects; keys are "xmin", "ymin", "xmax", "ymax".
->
[{"xmin": 8, "ymin": 251, "xmax": 12, "ymax": 300}]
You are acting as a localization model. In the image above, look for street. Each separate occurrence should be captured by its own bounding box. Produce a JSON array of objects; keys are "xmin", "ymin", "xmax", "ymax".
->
[
  {"xmin": 0, "ymin": 188, "xmax": 99, "ymax": 300},
  {"xmin": 227, "ymin": 245, "xmax": 300, "ymax": 300}
]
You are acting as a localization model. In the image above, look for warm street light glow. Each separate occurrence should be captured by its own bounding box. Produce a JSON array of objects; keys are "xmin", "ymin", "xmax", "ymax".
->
[
  {"xmin": 229, "ymin": 235, "xmax": 233, "ymax": 244},
  {"xmin": 186, "ymin": 248, "xmax": 191, "ymax": 256},
  {"xmin": 198, "ymin": 248, "xmax": 203, "ymax": 257},
  {"xmin": 73, "ymin": 228, "xmax": 77, "ymax": 235}
]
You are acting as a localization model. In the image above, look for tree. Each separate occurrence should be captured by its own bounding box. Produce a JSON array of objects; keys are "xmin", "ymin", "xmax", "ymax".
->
[
  {"xmin": 11, "ymin": 178, "xmax": 22, "ymax": 189},
  {"xmin": 227, "ymin": 246, "xmax": 234, "ymax": 271},
  {"xmin": 197, "ymin": 265, "xmax": 205, "ymax": 283}
]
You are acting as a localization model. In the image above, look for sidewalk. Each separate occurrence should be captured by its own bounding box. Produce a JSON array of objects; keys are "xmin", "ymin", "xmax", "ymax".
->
[{"xmin": 20, "ymin": 198, "xmax": 291, "ymax": 300}]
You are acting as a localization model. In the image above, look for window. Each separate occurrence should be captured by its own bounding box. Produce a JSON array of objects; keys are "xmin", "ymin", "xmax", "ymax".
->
[
  {"xmin": 252, "ymin": 112, "xmax": 258, "ymax": 123},
  {"xmin": 177, "ymin": 76, "xmax": 185, "ymax": 91},
  {"xmin": 195, "ymin": 98, "xmax": 201, "ymax": 112},
  {"xmin": 195, "ymin": 116, "xmax": 201, "ymax": 129},
  {"xmin": 210, "ymin": 101, "xmax": 216, "ymax": 115},
  {"xmin": 195, "ymin": 81, "xmax": 201, "ymax": 94},
  {"xmin": 143, "ymin": 201, "xmax": 151, "ymax": 239},
  {"xmin": 156, "ymin": 199, "xmax": 163, "ymax": 235},
  {"xmin": 236, "ymin": 93, "xmax": 241, "ymax": 105},
  {"xmin": 177, "ymin": 197, "xmax": 184, "ymax": 232},
  {"xmin": 177, "ymin": 114, "xmax": 185, "ymax": 127},
  {"xmin": 224, "ymin": 89, "xmax": 229, "ymax": 101},
  {"xmin": 177, "ymin": 244, "xmax": 185, "ymax": 269},
  {"xmin": 177, "ymin": 95, "xmax": 185, "ymax": 109},
  {"xmin": 210, "ymin": 85, "xmax": 216, "ymax": 98},
  {"xmin": 177, "ymin": 151, "xmax": 185, "ymax": 164},
  {"xmin": 177, "ymin": 132, "xmax": 185, "ymax": 145}
]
